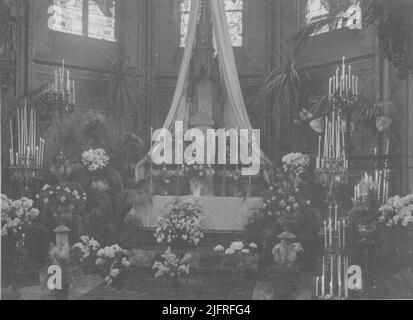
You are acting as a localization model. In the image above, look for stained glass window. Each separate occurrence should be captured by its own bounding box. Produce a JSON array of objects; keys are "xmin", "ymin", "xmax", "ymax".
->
[
  {"xmin": 48, "ymin": 0, "xmax": 116, "ymax": 42},
  {"xmin": 48, "ymin": 0, "xmax": 84, "ymax": 36},
  {"xmin": 88, "ymin": 0, "xmax": 116, "ymax": 41},
  {"xmin": 305, "ymin": 0, "xmax": 361, "ymax": 35},
  {"xmin": 179, "ymin": 0, "xmax": 244, "ymax": 48}
]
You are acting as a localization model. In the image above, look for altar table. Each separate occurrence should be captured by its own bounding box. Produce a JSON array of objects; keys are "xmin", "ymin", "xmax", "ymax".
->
[{"xmin": 140, "ymin": 196, "xmax": 263, "ymax": 231}]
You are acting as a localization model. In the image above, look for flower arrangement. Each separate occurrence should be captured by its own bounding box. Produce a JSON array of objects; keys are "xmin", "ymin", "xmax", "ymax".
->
[
  {"xmin": 1, "ymin": 194, "xmax": 40, "ymax": 237},
  {"xmin": 214, "ymin": 242, "xmax": 259, "ymax": 277},
  {"xmin": 152, "ymin": 248, "xmax": 191, "ymax": 285},
  {"xmin": 81, "ymin": 148, "xmax": 109, "ymax": 172},
  {"xmin": 71, "ymin": 235, "xmax": 101, "ymax": 266},
  {"xmin": 36, "ymin": 184, "xmax": 87, "ymax": 210},
  {"xmin": 182, "ymin": 159, "xmax": 216, "ymax": 179},
  {"xmin": 154, "ymin": 199, "xmax": 204, "ymax": 248},
  {"xmin": 261, "ymin": 153, "xmax": 312, "ymax": 228},
  {"xmin": 379, "ymin": 193, "xmax": 413, "ymax": 228},
  {"xmin": 95, "ymin": 244, "xmax": 131, "ymax": 286}
]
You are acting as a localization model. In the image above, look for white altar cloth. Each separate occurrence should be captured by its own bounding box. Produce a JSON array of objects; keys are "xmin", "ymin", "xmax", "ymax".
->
[{"xmin": 140, "ymin": 196, "xmax": 263, "ymax": 231}]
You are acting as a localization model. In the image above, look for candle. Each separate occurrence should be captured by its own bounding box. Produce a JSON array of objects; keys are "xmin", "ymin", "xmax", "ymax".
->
[
  {"xmin": 330, "ymin": 256, "xmax": 334, "ymax": 296},
  {"xmin": 343, "ymin": 220, "xmax": 346, "ymax": 248},
  {"xmin": 9, "ymin": 149, "xmax": 13, "ymax": 166},
  {"xmin": 10, "ymin": 119, "xmax": 13, "ymax": 159},
  {"xmin": 321, "ymin": 256, "xmax": 325, "ymax": 297},
  {"xmin": 324, "ymin": 220, "xmax": 327, "ymax": 249},
  {"xmin": 316, "ymin": 276, "xmax": 319, "ymax": 297},
  {"xmin": 355, "ymin": 77, "xmax": 358, "ymax": 95},
  {"xmin": 17, "ymin": 108, "xmax": 21, "ymax": 154},
  {"xmin": 338, "ymin": 254, "xmax": 342, "ymax": 298},
  {"xmin": 334, "ymin": 204, "xmax": 338, "ymax": 231},
  {"xmin": 318, "ymin": 135, "xmax": 322, "ymax": 168},
  {"xmin": 329, "ymin": 217, "xmax": 333, "ymax": 247},
  {"xmin": 36, "ymin": 146, "xmax": 39, "ymax": 166},
  {"xmin": 337, "ymin": 221, "xmax": 341, "ymax": 249},
  {"xmin": 344, "ymin": 256, "xmax": 349, "ymax": 298},
  {"xmin": 329, "ymin": 77, "xmax": 332, "ymax": 99},
  {"xmin": 15, "ymin": 152, "xmax": 18, "ymax": 166}
]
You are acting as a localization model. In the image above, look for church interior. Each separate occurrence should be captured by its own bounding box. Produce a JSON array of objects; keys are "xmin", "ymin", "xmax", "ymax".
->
[{"xmin": 1, "ymin": 0, "xmax": 413, "ymax": 300}]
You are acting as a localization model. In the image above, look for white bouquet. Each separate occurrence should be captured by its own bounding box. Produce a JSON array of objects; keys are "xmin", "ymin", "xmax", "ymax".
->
[
  {"xmin": 81, "ymin": 148, "xmax": 109, "ymax": 172},
  {"xmin": 379, "ymin": 193, "xmax": 413, "ymax": 227}
]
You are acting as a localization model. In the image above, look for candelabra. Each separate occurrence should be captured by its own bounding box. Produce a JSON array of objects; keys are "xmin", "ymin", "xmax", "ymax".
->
[
  {"xmin": 8, "ymin": 101, "xmax": 45, "ymax": 196},
  {"xmin": 314, "ymin": 57, "xmax": 360, "ymax": 299},
  {"xmin": 40, "ymin": 60, "xmax": 76, "ymax": 116}
]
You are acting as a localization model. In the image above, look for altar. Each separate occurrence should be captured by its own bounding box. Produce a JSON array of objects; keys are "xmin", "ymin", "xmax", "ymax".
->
[{"xmin": 140, "ymin": 196, "xmax": 262, "ymax": 231}]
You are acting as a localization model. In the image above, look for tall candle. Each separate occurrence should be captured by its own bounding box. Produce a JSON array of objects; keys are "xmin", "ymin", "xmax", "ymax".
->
[
  {"xmin": 17, "ymin": 108, "xmax": 21, "ymax": 154},
  {"xmin": 316, "ymin": 276, "xmax": 319, "ymax": 297},
  {"xmin": 338, "ymin": 221, "xmax": 342, "ymax": 248},
  {"xmin": 344, "ymin": 256, "xmax": 349, "ymax": 298},
  {"xmin": 10, "ymin": 119, "xmax": 13, "ymax": 158},
  {"xmin": 334, "ymin": 204, "xmax": 338, "ymax": 231},
  {"xmin": 324, "ymin": 220, "xmax": 327, "ymax": 249},
  {"xmin": 343, "ymin": 220, "xmax": 346, "ymax": 248},
  {"xmin": 321, "ymin": 256, "xmax": 325, "ymax": 297},
  {"xmin": 338, "ymin": 254, "xmax": 342, "ymax": 298},
  {"xmin": 330, "ymin": 256, "xmax": 334, "ymax": 296},
  {"xmin": 329, "ymin": 217, "xmax": 333, "ymax": 247}
]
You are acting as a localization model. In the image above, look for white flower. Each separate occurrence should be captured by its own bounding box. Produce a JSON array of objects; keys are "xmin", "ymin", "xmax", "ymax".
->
[
  {"xmin": 241, "ymin": 249, "xmax": 250, "ymax": 254},
  {"xmin": 230, "ymin": 241, "xmax": 244, "ymax": 251},
  {"xmin": 109, "ymin": 268, "xmax": 120, "ymax": 278},
  {"xmin": 213, "ymin": 245, "xmax": 225, "ymax": 252},
  {"xmin": 249, "ymin": 243, "xmax": 258, "ymax": 249}
]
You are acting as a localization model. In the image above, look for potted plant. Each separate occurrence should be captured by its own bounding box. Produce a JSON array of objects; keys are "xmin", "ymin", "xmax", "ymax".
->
[
  {"xmin": 1, "ymin": 194, "xmax": 45, "ymax": 287},
  {"xmin": 152, "ymin": 248, "xmax": 191, "ymax": 290},
  {"xmin": 95, "ymin": 244, "xmax": 131, "ymax": 287},
  {"xmin": 214, "ymin": 241, "xmax": 259, "ymax": 279},
  {"xmin": 71, "ymin": 235, "xmax": 101, "ymax": 274}
]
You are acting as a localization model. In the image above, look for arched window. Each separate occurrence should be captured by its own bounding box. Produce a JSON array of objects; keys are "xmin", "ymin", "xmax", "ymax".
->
[
  {"xmin": 305, "ymin": 0, "xmax": 361, "ymax": 36},
  {"xmin": 48, "ymin": 0, "xmax": 116, "ymax": 42},
  {"xmin": 179, "ymin": 0, "xmax": 244, "ymax": 48}
]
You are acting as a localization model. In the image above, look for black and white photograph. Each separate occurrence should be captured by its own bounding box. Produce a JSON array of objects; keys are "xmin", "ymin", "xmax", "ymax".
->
[{"xmin": 1, "ymin": 0, "xmax": 413, "ymax": 304}]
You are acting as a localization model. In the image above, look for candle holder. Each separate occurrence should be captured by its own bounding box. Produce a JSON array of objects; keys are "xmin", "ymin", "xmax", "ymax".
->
[
  {"xmin": 8, "ymin": 159, "xmax": 45, "ymax": 197},
  {"xmin": 314, "ymin": 57, "xmax": 360, "ymax": 300}
]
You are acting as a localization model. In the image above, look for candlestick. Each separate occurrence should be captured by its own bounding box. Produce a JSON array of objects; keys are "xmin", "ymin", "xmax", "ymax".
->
[
  {"xmin": 330, "ymin": 256, "xmax": 334, "ymax": 296},
  {"xmin": 338, "ymin": 254, "xmax": 342, "ymax": 298},
  {"xmin": 321, "ymin": 256, "xmax": 325, "ymax": 297},
  {"xmin": 329, "ymin": 217, "xmax": 333, "ymax": 248}
]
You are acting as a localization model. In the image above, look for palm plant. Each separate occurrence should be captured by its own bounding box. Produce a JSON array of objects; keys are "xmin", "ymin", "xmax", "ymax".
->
[
  {"xmin": 293, "ymin": 0, "xmax": 413, "ymax": 78},
  {"xmin": 87, "ymin": 56, "xmax": 148, "ymax": 135},
  {"xmin": 257, "ymin": 48, "xmax": 313, "ymax": 155}
]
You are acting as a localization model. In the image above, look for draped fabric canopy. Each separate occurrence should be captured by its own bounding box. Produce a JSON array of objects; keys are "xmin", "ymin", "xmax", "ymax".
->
[{"xmin": 136, "ymin": 0, "xmax": 272, "ymax": 181}]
